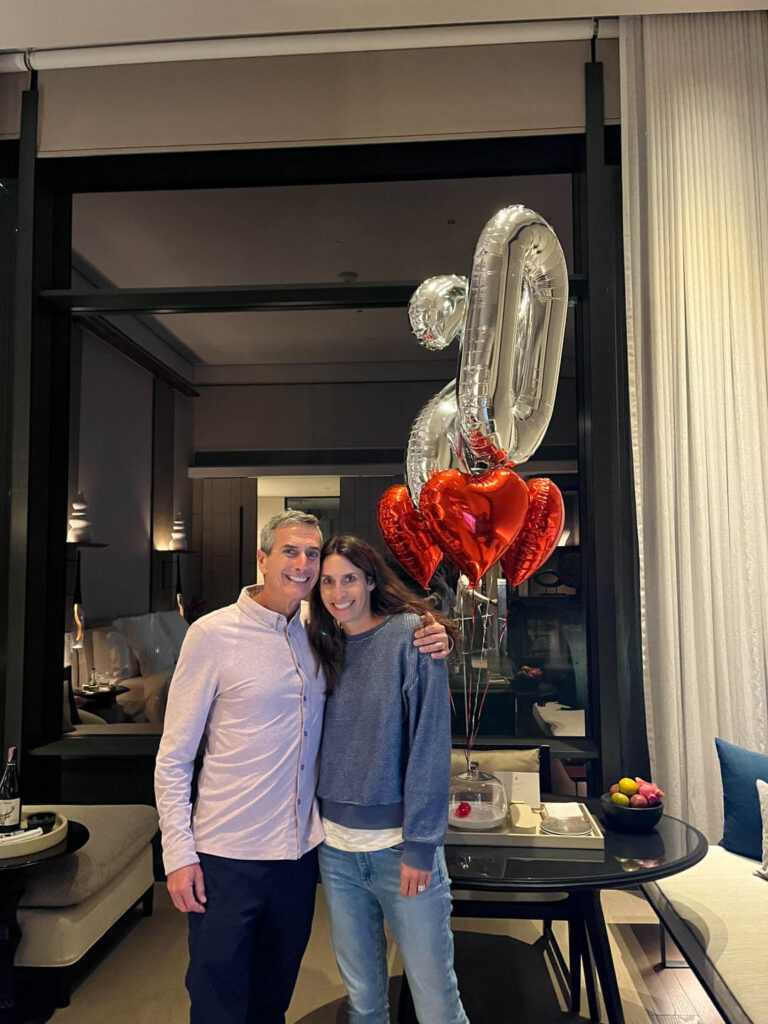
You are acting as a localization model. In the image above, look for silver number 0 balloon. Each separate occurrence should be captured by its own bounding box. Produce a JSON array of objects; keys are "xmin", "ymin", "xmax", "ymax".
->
[{"xmin": 458, "ymin": 205, "xmax": 568, "ymax": 466}]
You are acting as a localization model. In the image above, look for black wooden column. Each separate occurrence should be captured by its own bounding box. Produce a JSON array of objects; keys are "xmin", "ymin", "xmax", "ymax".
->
[
  {"xmin": 5, "ymin": 86, "xmax": 73, "ymax": 754},
  {"xmin": 575, "ymin": 60, "xmax": 649, "ymax": 790}
]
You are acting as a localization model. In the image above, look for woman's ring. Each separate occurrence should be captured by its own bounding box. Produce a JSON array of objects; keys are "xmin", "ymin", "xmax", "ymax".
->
[{"xmin": 417, "ymin": 884, "xmax": 426, "ymax": 892}]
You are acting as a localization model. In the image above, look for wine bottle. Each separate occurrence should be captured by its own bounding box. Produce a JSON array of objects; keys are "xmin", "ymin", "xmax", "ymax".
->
[{"xmin": 0, "ymin": 747, "xmax": 21, "ymax": 834}]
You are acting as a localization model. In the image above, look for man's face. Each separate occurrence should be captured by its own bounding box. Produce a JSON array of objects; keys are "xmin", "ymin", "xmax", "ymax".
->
[{"xmin": 256, "ymin": 525, "xmax": 322, "ymax": 616}]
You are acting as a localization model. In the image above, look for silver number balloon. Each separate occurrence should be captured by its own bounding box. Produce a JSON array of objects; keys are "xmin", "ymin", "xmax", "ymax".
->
[
  {"xmin": 405, "ymin": 382, "xmax": 464, "ymax": 506},
  {"xmin": 408, "ymin": 275, "xmax": 468, "ymax": 351},
  {"xmin": 457, "ymin": 206, "xmax": 567, "ymax": 465}
]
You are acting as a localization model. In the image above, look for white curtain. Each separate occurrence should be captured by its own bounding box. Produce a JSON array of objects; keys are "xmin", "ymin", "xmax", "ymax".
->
[{"xmin": 621, "ymin": 12, "xmax": 768, "ymax": 839}]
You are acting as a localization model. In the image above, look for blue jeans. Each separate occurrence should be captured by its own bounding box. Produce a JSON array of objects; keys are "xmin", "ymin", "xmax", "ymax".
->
[{"xmin": 318, "ymin": 843, "xmax": 469, "ymax": 1024}]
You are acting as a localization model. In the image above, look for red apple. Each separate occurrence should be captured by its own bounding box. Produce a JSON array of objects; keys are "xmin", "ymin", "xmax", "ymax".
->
[
  {"xmin": 455, "ymin": 802, "xmax": 472, "ymax": 818},
  {"xmin": 609, "ymin": 783, "xmax": 619, "ymax": 794},
  {"xmin": 646, "ymin": 792, "xmax": 662, "ymax": 806},
  {"xmin": 630, "ymin": 794, "xmax": 649, "ymax": 808}
]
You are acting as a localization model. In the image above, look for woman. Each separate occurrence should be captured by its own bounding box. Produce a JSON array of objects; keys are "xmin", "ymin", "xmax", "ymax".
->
[{"xmin": 308, "ymin": 536, "xmax": 468, "ymax": 1024}]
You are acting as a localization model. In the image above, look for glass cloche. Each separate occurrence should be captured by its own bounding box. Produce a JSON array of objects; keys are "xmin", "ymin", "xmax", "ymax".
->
[{"xmin": 449, "ymin": 760, "xmax": 508, "ymax": 830}]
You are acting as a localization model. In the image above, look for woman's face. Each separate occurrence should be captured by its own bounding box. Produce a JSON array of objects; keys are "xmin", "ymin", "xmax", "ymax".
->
[{"xmin": 319, "ymin": 553, "xmax": 376, "ymax": 635}]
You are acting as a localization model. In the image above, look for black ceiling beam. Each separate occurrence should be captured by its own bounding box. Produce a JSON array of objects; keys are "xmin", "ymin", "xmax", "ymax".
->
[
  {"xmin": 42, "ymin": 276, "xmax": 587, "ymax": 315},
  {"xmin": 54, "ymin": 134, "xmax": 597, "ymax": 194}
]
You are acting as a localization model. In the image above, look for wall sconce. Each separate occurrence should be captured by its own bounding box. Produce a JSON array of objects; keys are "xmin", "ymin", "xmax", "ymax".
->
[
  {"xmin": 71, "ymin": 549, "xmax": 85, "ymax": 650},
  {"xmin": 66, "ymin": 492, "xmax": 106, "ymax": 650}
]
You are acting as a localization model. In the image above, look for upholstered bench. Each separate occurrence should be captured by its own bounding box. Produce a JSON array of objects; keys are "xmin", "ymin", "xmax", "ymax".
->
[
  {"xmin": 14, "ymin": 803, "xmax": 158, "ymax": 1005},
  {"xmin": 642, "ymin": 845, "xmax": 768, "ymax": 1024}
]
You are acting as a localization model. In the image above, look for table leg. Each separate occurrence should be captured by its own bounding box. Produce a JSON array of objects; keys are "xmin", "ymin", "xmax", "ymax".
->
[
  {"xmin": 568, "ymin": 910, "xmax": 582, "ymax": 1013},
  {"xmin": 577, "ymin": 889, "xmax": 625, "ymax": 1024},
  {"xmin": 567, "ymin": 907, "xmax": 600, "ymax": 1021},
  {"xmin": 397, "ymin": 971, "xmax": 417, "ymax": 1024},
  {"xmin": 0, "ymin": 874, "xmax": 25, "ymax": 1009}
]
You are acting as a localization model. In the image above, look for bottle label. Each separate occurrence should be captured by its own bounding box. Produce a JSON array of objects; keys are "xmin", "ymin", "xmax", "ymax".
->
[{"xmin": 0, "ymin": 799, "xmax": 21, "ymax": 829}]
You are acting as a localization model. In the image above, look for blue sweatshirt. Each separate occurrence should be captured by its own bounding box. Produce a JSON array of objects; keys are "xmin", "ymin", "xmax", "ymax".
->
[{"xmin": 317, "ymin": 613, "xmax": 451, "ymax": 871}]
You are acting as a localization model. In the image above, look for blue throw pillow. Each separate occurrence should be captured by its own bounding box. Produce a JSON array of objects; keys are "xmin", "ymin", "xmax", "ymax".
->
[{"xmin": 716, "ymin": 737, "xmax": 768, "ymax": 860}]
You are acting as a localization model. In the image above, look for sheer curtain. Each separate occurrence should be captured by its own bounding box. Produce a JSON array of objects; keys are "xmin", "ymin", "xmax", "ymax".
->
[{"xmin": 621, "ymin": 12, "xmax": 768, "ymax": 839}]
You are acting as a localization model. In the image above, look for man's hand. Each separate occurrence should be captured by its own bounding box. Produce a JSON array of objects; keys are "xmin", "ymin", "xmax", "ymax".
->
[
  {"xmin": 401, "ymin": 862, "xmax": 432, "ymax": 897},
  {"xmin": 414, "ymin": 612, "xmax": 451, "ymax": 660},
  {"xmin": 167, "ymin": 863, "xmax": 207, "ymax": 913}
]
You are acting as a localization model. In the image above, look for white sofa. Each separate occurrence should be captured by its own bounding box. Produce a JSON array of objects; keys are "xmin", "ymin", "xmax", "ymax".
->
[
  {"xmin": 67, "ymin": 611, "xmax": 187, "ymax": 725},
  {"xmin": 642, "ymin": 844, "xmax": 768, "ymax": 1024}
]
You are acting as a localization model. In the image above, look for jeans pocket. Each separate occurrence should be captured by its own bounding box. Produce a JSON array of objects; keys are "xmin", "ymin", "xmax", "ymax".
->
[{"xmin": 389, "ymin": 842, "xmax": 405, "ymax": 852}]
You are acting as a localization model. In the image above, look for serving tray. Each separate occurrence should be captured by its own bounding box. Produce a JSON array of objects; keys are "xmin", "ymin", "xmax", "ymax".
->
[
  {"xmin": 446, "ymin": 802, "xmax": 604, "ymax": 849},
  {"xmin": 0, "ymin": 812, "xmax": 69, "ymax": 859}
]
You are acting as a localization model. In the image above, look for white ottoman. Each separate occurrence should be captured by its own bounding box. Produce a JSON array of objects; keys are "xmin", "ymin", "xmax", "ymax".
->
[{"xmin": 15, "ymin": 804, "xmax": 158, "ymax": 1005}]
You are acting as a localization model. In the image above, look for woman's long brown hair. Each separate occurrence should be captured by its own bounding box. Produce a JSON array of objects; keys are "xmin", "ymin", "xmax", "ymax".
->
[{"xmin": 307, "ymin": 535, "xmax": 458, "ymax": 691}]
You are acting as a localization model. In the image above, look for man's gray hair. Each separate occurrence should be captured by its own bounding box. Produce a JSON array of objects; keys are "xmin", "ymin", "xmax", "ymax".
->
[{"xmin": 259, "ymin": 509, "xmax": 322, "ymax": 554}]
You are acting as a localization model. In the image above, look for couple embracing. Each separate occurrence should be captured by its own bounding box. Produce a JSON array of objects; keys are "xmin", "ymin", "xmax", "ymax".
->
[{"xmin": 155, "ymin": 509, "xmax": 469, "ymax": 1024}]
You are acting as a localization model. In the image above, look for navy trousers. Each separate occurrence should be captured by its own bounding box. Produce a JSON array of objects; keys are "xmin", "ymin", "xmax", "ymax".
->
[{"xmin": 186, "ymin": 849, "xmax": 318, "ymax": 1024}]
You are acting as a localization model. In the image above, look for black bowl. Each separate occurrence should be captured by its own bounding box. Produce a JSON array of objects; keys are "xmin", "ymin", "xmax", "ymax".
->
[
  {"xmin": 600, "ymin": 793, "xmax": 663, "ymax": 832},
  {"xmin": 25, "ymin": 811, "xmax": 57, "ymax": 834}
]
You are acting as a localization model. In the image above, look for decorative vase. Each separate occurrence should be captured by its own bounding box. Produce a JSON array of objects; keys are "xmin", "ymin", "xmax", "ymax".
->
[
  {"xmin": 170, "ymin": 512, "xmax": 188, "ymax": 551},
  {"xmin": 66, "ymin": 492, "xmax": 92, "ymax": 544}
]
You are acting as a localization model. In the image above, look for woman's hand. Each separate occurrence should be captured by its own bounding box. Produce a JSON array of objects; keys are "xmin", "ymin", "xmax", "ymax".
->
[
  {"xmin": 400, "ymin": 862, "xmax": 432, "ymax": 897},
  {"xmin": 414, "ymin": 612, "xmax": 452, "ymax": 660}
]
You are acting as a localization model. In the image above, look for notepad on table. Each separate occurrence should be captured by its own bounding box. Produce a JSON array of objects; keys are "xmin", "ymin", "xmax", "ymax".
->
[{"xmin": 541, "ymin": 802, "xmax": 585, "ymax": 819}]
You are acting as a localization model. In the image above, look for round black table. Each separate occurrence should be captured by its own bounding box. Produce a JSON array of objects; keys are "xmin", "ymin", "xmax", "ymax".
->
[
  {"xmin": 443, "ymin": 807, "xmax": 708, "ymax": 1024},
  {"xmin": 0, "ymin": 821, "xmax": 89, "ymax": 1016}
]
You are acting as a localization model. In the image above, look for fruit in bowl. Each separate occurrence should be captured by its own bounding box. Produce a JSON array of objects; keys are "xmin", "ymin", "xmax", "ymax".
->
[{"xmin": 601, "ymin": 777, "xmax": 665, "ymax": 832}]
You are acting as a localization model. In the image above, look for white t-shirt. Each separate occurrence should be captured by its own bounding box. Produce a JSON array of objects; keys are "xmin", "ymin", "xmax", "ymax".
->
[{"xmin": 322, "ymin": 818, "xmax": 402, "ymax": 852}]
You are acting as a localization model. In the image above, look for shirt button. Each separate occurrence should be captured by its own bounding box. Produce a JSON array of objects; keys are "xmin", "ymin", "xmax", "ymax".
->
[
  {"xmin": 303, "ymin": 696, "xmax": 307, "ymax": 703},
  {"xmin": 298, "ymin": 799, "xmax": 302, "ymax": 805},
  {"xmin": 303, "ymin": 730, "xmax": 308, "ymax": 737},
  {"xmin": 301, "ymin": 764, "xmax": 305, "ymax": 771}
]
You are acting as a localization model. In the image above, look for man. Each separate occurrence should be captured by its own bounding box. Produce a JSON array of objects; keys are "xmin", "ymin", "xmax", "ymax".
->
[{"xmin": 155, "ymin": 510, "xmax": 450, "ymax": 1024}]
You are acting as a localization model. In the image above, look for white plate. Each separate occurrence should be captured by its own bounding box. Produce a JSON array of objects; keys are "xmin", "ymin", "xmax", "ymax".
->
[
  {"xmin": 448, "ymin": 802, "xmax": 507, "ymax": 831},
  {"xmin": 539, "ymin": 816, "xmax": 592, "ymax": 836}
]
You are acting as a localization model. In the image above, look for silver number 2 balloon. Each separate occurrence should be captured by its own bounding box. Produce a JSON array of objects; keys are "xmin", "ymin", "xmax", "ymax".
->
[{"xmin": 404, "ymin": 205, "xmax": 568, "ymax": 505}]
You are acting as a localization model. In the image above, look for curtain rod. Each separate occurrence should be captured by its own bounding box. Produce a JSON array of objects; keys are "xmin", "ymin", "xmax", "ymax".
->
[{"xmin": 0, "ymin": 18, "xmax": 618, "ymax": 74}]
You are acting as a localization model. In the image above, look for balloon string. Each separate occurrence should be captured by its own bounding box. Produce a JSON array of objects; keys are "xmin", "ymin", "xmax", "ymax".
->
[{"xmin": 470, "ymin": 678, "xmax": 492, "ymax": 750}]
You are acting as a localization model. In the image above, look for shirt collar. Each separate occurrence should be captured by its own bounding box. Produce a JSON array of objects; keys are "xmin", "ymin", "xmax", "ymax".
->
[{"xmin": 237, "ymin": 586, "xmax": 306, "ymax": 633}]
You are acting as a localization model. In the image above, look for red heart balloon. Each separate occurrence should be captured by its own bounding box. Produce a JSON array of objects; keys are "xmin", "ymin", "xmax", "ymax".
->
[
  {"xmin": 501, "ymin": 478, "xmax": 565, "ymax": 587},
  {"xmin": 377, "ymin": 485, "xmax": 443, "ymax": 588},
  {"xmin": 419, "ymin": 467, "xmax": 529, "ymax": 587}
]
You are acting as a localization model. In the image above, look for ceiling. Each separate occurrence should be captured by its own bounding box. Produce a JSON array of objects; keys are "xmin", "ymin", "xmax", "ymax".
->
[
  {"xmin": 72, "ymin": 173, "xmax": 575, "ymax": 374},
  {"xmin": 5, "ymin": 0, "xmax": 762, "ymax": 50}
]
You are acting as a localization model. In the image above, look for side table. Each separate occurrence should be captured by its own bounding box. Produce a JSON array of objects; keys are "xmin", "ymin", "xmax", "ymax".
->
[
  {"xmin": 0, "ymin": 821, "xmax": 89, "ymax": 1018},
  {"xmin": 441, "ymin": 807, "xmax": 708, "ymax": 1024},
  {"xmin": 73, "ymin": 685, "xmax": 129, "ymax": 724}
]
